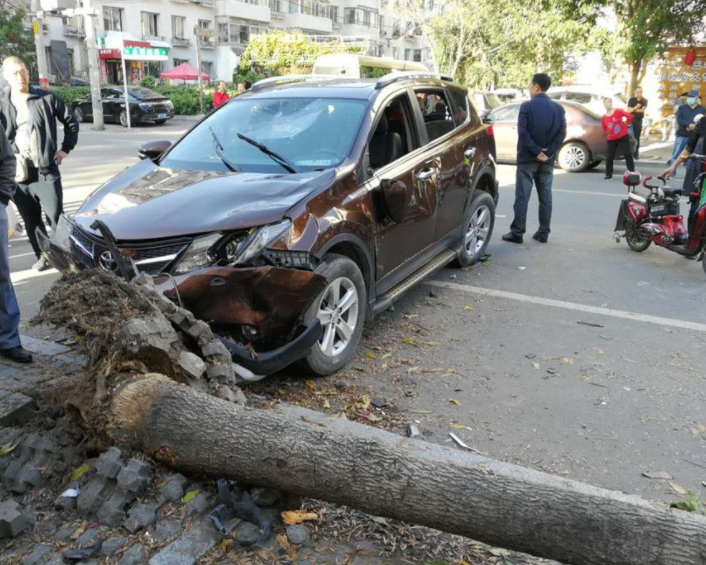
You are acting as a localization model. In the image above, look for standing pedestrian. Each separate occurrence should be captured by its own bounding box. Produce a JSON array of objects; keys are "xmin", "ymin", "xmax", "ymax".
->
[
  {"xmin": 667, "ymin": 89, "xmax": 705, "ymax": 179},
  {"xmin": 601, "ymin": 97, "xmax": 635, "ymax": 180},
  {"xmin": 0, "ymin": 56, "xmax": 79, "ymax": 271},
  {"xmin": 237, "ymin": 83, "xmax": 246, "ymax": 94},
  {"xmin": 626, "ymin": 86, "xmax": 647, "ymax": 158},
  {"xmin": 0, "ymin": 125, "xmax": 32, "ymax": 363},
  {"xmin": 502, "ymin": 73, "xmax": 566, "ymax": 244},
  {"xmin": 213, "ymin": 81, "xmax": 229, "ymax": 108}
]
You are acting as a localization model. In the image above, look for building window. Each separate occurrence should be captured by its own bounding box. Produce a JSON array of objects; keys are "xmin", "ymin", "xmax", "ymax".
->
[
  {"xmin": 198, "ymin": 19, "xmax": 211, "ymax": 30},
  {"xmin": 330, "ymin": 5, "xmax": 338, "ymax": 23},
  {"xmin": 201, "ymin": 61, "xmax": 213, "ymax": 76},
  {"xmin": 269, "ymin": 0, "xmax": 282, "ymax": 12},
  {"xmin": 217, "ymin": 23, "xmax": 228, "ymax": 43},
  {"xmin": 344, "ymin": 7, "xmax": 377, "ymax": 26},
  {"xmin": 174, "ymin": 58, "xmax": 189, "ymax": 66},
  {"xmin": 172, "ymin": 16, "xmax": 186, "ymax": 39},
  {"xmin": 141, "ymin": 12, "xmax": 159, "ymax": 38},
  {"xmin": 404, "ymin": 48, "xmax": 411, "ymax": 61},
  {"xmin": 103, "ymin": 6, "xmax": 123, "ymax": 32},
  {"xmin": 413, "ymin": 49, "xmax": 422, "ymax": 62}
]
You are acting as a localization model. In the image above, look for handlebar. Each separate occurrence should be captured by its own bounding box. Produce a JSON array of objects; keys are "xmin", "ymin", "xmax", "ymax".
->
[
  {"xmin": 686, "ymin": 154, "xmax": 706, "ymax": 161},
  {"xmin": 642, "ymin": 176, "xmax": 666, "ymax": 190}
]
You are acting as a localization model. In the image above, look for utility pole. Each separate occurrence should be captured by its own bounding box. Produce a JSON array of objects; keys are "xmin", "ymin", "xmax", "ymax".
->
[
  {"xmin": 79, "ymin": 0, "xmax": 104, "ymax": 130},
  {"xmin": 193, "ymin": 25, "xmax": 204, "ymax": 115},
  {"xmin": 30, "ymin": 0, "xmax": 50, "ymax": 88}
]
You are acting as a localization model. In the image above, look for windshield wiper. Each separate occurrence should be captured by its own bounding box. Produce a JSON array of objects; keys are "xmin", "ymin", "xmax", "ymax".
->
[
  {"xmin": 236, "ymin": 132, "xmax": 298, "ymax": 174},
  {"xmin": 209, "ymin": 127, "xmax": 239, "ymax": 173}
]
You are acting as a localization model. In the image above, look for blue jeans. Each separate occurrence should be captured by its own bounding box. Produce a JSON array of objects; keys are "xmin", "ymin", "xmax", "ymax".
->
[
  {"xmin": 510, "ymin": 161, "xmax": 554, "ymax": 236},
  {"xmin": 0, "ymin": 203, "xmax": 21, "ymax": 350},
  {"xmin": 667, "ymin": 136, "xmax": 689, "ymax": 175}
]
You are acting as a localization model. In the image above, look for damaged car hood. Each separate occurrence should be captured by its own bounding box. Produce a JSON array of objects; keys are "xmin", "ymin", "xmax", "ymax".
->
[{"xmin": 74, "ymin": 159, "xmax": 335, "ymax": 240}]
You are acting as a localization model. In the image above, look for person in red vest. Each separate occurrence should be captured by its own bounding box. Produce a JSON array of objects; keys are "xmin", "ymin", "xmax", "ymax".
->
[
  {"xmin": 601, "ymin": 97, "xmax": 634, "ymax": 180},
  {"xmin": 213, "ymin": 82, "xmax": 229, "ymax": 109}
]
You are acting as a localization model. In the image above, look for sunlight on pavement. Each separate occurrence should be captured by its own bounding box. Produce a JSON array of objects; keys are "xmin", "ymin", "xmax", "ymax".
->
[{"xmin": 10, "ymin": 268, "xmax": 60, "ymax": 284}]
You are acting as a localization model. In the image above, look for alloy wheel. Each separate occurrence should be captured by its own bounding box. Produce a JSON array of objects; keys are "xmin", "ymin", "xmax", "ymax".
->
[
  {"xmin": 465, "ymin": 205, "xmax": 491, "ymax": 257},
  {"xmin": 316, "ymin": 276, "xmax": 359, "ymax": 358},
  {"xmin": 562, "ymin": 145, "xmax": 586, "ymax": 170},
  {"xmin": 119, "ymin": 111, "xmax": 128, "ymax": 127}
]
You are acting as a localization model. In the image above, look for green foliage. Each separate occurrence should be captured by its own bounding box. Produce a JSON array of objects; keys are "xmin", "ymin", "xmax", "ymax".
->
[
  {"xmin": 427, "ymin": 0, "xmax": 609, "ymax": 89},
  {"xmin": 670, "ymin": 492, "xmax": 706, "ymax": 515},
  {"xmin": 240, "ymin": 30, "xmax": 367, "ymax": 75},
  {"xmin": 140, "ymin": 76, "xmax": 156, "ymax": 88},
  {"xmin": 0, "ymin": 6, "xmax": 35, "ymax": 65},
  {"xmin": 50, "ymin": 85, "xmax": 90, "ymax": 106},
  {"xmin": 153, "ymin": 86, "xmax": 212, "ymax": 114}
]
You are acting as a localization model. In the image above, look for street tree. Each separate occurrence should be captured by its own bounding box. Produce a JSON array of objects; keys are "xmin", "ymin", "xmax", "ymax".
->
[{"xmin": 0, "ymin": 0, "xmax": 36, "ymax": 66}]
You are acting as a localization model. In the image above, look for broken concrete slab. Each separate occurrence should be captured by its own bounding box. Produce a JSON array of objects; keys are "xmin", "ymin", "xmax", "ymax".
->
[
  {"xmin": 20, "ymin": 335, "xmax": 72, "ymax": 356},
  {"xmin": 148, "ymin": 518, "xmax": 218, "ymax": 565},
  {"xmin": 0, "ymin": 391, "xmax": 37, "ymax": 426},
  {"xmin": 0, "ymin": 499, "xmax": 30, "ymax": 538}
]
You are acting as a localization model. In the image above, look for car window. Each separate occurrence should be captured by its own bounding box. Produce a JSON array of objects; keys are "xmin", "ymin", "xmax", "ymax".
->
[
  {"xmin": 415, "ymin": 89, "xmax": 455, "ymax": 142},
  {"xmin": 484, "ymin": 93, "xmax": 503, "ymax": 109},
  {"xmin": 565, "ymin": 92, "xmax": 592, "ymax": 104},
  {"xmin": 161, "ymin": 97, "xmax": 367, "ymax": 173},
  {"xmin": 368, "ymin": 94, "xmax": 416, "ymax": 171},
  {"xmin": 447, "ymin": 88, "xmax": 471, "ymax": 127},
  {"xmin": 489, "ymin": 104, "xmax": 520, "ymax": 122},
  {"xmin": 547, "ymin": 92, "xmax": 562, "ymax": 100}
]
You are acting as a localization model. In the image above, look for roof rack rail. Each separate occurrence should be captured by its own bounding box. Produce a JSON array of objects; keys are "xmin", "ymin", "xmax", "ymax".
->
[
  {"xmin": 251, "ymin": 74, "xmax": 340, "ymax": 92},
  {"xmin": 375, "ymin": 71, "xmax": 454, "ymax": 89}
]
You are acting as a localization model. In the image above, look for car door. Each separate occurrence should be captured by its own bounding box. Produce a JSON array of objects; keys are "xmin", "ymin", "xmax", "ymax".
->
[
  {"xmin": 365, "ymin": 90, "xmax": 439, "ymax": 288},
  {"xmin": 487, "ymin": 104, "xmax": 520, "ymax": 160},
  {"xmin": 101, "ymin": 88, "xmax": 117, "ymax": 122}
]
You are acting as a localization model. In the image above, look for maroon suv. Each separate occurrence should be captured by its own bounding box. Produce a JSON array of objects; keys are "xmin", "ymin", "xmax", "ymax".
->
[{"xmin": 44, "ymin": 74, "xmax": 498, "ymax": 378}]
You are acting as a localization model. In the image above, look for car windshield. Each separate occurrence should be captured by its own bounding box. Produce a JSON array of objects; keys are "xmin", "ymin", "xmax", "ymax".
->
[
  {"xmin": 129, "ymin": 87, "xmax": 164, "ymax": 100},
  {"xmin": 161, "ymin": 97, "xmax": 367, "ymax": 174}
]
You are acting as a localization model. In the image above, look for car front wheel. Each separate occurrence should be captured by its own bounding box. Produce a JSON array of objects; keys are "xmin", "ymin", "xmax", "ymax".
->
[
  {"xmin": 559, "ymin": 142, "xmax": 590, "ymax": 172},
  {"xmin": 302, "ymin": 254, "xmax": 367, "ymax": 376},
  {"xmin": 455, "ymin": 191, "xmax": 495, "ymax": 267},
  {"xmin": 119, "ymin": 110, "xmax": 129, "ymax": 127}
]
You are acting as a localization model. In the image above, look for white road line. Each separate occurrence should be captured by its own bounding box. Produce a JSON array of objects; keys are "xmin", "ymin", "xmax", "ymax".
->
[
  {"xmin": 553, "ymin": 189, "xmax": 624, "ymax": 198},
  {"xmin": 9, "ymin": 252, "xmax": 35, "ymax": 260},
  {"xmin": 10, "ymin": 268, "xmax": 59, "ymax": 284},
  {"xmin": 426, "ymin": 281, "xmax": 706, "ymax": 334}
]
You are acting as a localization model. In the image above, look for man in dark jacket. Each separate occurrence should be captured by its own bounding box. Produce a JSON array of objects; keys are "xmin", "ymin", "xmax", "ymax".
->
[
  {"xmin": 0, "ymin": 125, "xmax": 32, "ymax": 363},
  {"xmin": 1, "ymin": 56, "xmax": 79, "ymax": 271},
  {"xmin": 503, "ymin": 73, "xmax": 566, "ymax": 244},
  {"xmin": 666, "ymin": 89, "xmax": 705, "ymax": 179}
]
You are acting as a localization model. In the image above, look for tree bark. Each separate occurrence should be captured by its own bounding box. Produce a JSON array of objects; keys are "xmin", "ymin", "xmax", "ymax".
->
[
  {"xmin": 628, "ymin": 59, "xmax": 642, "ymax": 98},
  {"xmin": 112, "ymin": 375, "xmax": 706, "ymax": 565}
]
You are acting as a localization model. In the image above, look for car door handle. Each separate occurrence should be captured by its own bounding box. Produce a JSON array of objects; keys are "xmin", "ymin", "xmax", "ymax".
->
[
  {"xmin": 464, "ymin": 148, "xmax": 477, "ymax": 160},
  {"xmin": 416, "ymin": 168, "xmax": 436, "ymax": 182}
]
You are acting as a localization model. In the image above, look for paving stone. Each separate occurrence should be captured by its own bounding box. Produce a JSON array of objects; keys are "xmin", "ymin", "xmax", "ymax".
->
[
  {"xmin": 285, "ymin": 524, "xmax": 310, "ymax": 546},
  {"xmin": 77, "ymin": 475, "xmax": 113, "ymax": 515},
  {"xmin": 97, "ymin": 490, "xmax": 134, "ymax": 527},
  {"xmin": 96, "ymin": 447, "xmax": 125, "ymax": 479},
  {"xmin": 158, "ymin": 474, "xmax": 188, "ymax": 503},
  {"xmin": 177, "ymin": 351, "xmax": 206, "ymax": 379},
  {"xmin": 124, "ymin": 501, "xmax": 159, "ymax": 533},
  {"xmin": 13, "ymin": 465, "xmax": 41, "ymax": 493},
  {"xmin": 120, "ymin": 543, "xmax": 146, "ymax": 565},
  {"xmin": 148, "ymin": 518, "xmax": 218, "ymax": 565},
  {"xmin": 0, "ymin": 391, "xmax": 37, "ymax": 426},
  {"xmin": 234, "ymin": 521, "xmax": 261, "ymax": 545},
  {"xmin": 152, "ymin": 519, "xmax": 181, "ymax": 544},
  {"xmin": 54, "ymin": 523, "xmax": 78, "ymax": 543},
  {"xmin": 34, "ymin": 512, "xmax": 61, "ymax": 537},
  {"xmin": 184, "ymin": 492, "xmax": 211, "ymax": 517},
  {"xmin": 214, "ymin": 385, "xmax": 246, "ymax": 405},
  {"xmin": 205, "ymin": 365, "xmax": 234, "ymax": 383},
  {"xmin": 101, "ymin": 536, "xmax": 127, "ymax": 556},
  {"xmin": 75, "ymin": 526, "xmax": 101, "ymax": 548},
  {"xmin": 22, "ymin": 545, "xmax": 54, "ymax": 565},
  {"xmin": 201, "ymin": 340, "xmax": 229, "ymax": 358},
  {"xmin": 249, "ymin": 487, "xmax": 281, "ymax": 507},
  {"xmin": 117, "ymin": 459, "xmax": 152, "ymax": 495},
  {"xmin": 0, "ymin": 499, "xmax": 30, "ymax": 538}
]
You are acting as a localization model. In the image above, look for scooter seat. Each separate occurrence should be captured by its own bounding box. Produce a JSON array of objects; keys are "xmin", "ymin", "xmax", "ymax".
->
[{"xmin": 662, "ymin": 187, "xmax": 682, "ymax": 197}]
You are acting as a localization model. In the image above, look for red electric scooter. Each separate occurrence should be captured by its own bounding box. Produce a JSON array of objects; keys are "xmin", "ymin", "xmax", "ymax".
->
[{"xmin": 614, "ymin": 155, "xmax": 706, "ymax": 276}]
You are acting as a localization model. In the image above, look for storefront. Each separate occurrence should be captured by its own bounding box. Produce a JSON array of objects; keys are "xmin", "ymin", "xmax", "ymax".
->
[
  {"xmin": 97, "ymin": 34, "xmax": 171, "ymax": 85},
  {"xmin": 654, "ymin": 46, "xmax": 706, "ymax": 117}
]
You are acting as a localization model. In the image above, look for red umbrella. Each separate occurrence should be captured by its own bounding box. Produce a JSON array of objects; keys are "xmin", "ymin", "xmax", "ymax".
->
[{"xmin": 160, "ymin": 62, "xmax": 210, "ymax": 81}]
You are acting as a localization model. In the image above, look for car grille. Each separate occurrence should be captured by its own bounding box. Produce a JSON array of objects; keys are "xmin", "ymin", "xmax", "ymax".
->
[{"xmin": 70, "ymin": 224, "xmax": 190, "ymax": 275}]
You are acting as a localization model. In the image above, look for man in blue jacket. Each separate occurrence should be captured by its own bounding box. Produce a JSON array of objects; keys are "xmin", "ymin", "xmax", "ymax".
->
[
  {"xmin": 503, "ymin": 73, "xmax": 566, "ymax": 244},
  {"xmin": 666, "ymin": 89, "xmax": 705, "ymax": 179}
]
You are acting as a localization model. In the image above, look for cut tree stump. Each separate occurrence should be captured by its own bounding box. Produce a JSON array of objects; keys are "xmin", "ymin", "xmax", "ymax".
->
[{"xmin": 111, "ymin": 374, "xmax": 706, "ymax": 565}]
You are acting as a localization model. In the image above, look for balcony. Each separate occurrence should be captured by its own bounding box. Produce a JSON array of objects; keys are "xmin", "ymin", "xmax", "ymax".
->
[
  {"xmin": 197, "ymin": 38, "xmax": 216, "ymax": 49},
  {"xmin": 195, "ymin": 0, "xmax": 215, "ymax": 6},
  {"xmin": 217, "ymin": 0, "xmax": 271, "ymax": 23},
  {"xmin": 172, "ymin": 36, "xmax": 191, "ymax": 47},
  {"xmin": 63, "ymin": 25, "xmax": 85, "ymax": 37},
  {"xmin": 285, "ymin": 12, "xmax": 332, "ymax": 34},
  {"xmin": 142, "ymin": 34, "xmax": 167, "ymax": 42}
]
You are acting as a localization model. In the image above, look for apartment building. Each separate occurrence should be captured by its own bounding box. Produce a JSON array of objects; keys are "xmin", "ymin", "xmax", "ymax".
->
[{"xmin": 36, "ymin": 0, "xmax": 431, "ymax": 83}]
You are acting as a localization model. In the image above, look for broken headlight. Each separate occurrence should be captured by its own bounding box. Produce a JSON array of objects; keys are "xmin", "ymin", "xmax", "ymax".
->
[
  {"xmin": 224, "ymin": 219, "xmax": 291, "ymax": 266},
  {"xmin": 172, "ymin": 233, "xmax": 221, "ymax": 274}
]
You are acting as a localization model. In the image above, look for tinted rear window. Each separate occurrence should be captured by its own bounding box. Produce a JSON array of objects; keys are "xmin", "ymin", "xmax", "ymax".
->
[{"xmin": 447, "ymin": 88, "xmax": 472, "ymax": 127}]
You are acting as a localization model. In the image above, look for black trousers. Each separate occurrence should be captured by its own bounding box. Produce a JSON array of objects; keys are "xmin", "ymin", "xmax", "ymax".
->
[
  {"xmin": 606, "ymin": 136, "xmax": 635, "ymax": 178},
  {"xmin": 13, "ymin": 167, "xmax": 64, "ymax": 258},
  {"xmin": 632, "ymin": 119, "xmax": 643, "ymax": 158}
]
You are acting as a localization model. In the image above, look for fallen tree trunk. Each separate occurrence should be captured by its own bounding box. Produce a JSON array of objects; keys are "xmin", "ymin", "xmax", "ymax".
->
[{"xmin": 112, "ymin": 374, "xmax": 706, "ymax": 565}]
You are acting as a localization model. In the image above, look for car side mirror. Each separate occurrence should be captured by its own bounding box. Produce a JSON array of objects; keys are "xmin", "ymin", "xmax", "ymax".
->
[
  {"xmin": 380, "ymin": 179, "xmax": 409, "ymax": 223},
  {"xmin": 482, "ymin": 116, "xmax": 492, "ymax": 124},
  {"xmin": 138, "ymin": 140, "xmax": 172, "ymax": 162}
]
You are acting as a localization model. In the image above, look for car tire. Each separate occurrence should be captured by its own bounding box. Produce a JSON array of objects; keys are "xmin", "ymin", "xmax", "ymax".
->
[
  {"xmin": 73, "ymin": 106, "xmax": 85, "ymax": 123},
  {"xmin": 626, "ymin": 230, "xmax": 651, "ymax": 252},
  {"xmin": 154, "ymin": 119, "xmax": 167, "ymax": 125},
  {"xmin": 119, "ymin": 110, "xmax": 128, "ymax": 127},
  {"xmin": 454, "ymin": 191, "xmax": 495, "ymax": 267},
  {"xmin": 559, "ymin": 142, "xmax": 590, "ymax": 172},
  {"xmin": 588, "ymin": 160, "xmax": 602, "ymax": 170},
  {"xmin": 301, "ymin": 254, "xmax": 367, "ymax": 377}
]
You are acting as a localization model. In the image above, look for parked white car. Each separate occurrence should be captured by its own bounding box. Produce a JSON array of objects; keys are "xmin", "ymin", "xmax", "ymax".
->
[{"xmin": 547, "ymin": 87, "xmax": 627, "ymax": 116}]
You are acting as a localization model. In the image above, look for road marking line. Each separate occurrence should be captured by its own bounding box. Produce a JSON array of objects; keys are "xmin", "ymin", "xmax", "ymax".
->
[
  {"xmin": 553, "ymin": 189, "xmax": 623, "ymax": 198},
  {"xmin": 10, "ymin": 268, "xmax": 59, "ymax": 284},
  {"xmin": 426, "ymin": 281, "xmax": 706, "ymax": 334},
  {"xmin": 9, "ymin": 252, "xmax": 35, "ymax": 259}
]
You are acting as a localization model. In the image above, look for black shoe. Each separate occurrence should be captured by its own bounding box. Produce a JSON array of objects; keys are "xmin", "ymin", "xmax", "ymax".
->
[
  {"xmin": 0, "ymin": 346, "xmax": 33, "ymax": 364},
  {"xmin": 533, "ymin": 233, "xmax": 548, "ymax": 243},
  {"xmin": 604, "ymin": 175, "xmax": 613, "ymax": 180},
  {"xmin": 502, "ymin": 232, "xmax": 523, "ymax": 244}
]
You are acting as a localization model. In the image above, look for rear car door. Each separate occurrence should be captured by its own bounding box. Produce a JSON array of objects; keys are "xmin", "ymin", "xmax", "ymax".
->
[
  {"xmin": 365, "ymin": 90, "xmax": 439, "ymax": 285},
  {"xmin": 487, "ymin": 104, "xmax": 520, "ymax": 160},
  {"xmin": 102, "ymin": 88, "xmax": 119, "ymax": 121}
]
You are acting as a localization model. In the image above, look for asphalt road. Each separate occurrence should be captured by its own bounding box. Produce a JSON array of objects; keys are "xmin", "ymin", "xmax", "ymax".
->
[{"xmin": 8, "ymin": 123, "xmax": 705, "ymax": 504}]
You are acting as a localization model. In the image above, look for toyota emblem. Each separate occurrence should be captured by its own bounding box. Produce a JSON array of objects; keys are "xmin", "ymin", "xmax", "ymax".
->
[{"xmin": 98, "ymin": 250, "xmax": 117, "ymax": 272}]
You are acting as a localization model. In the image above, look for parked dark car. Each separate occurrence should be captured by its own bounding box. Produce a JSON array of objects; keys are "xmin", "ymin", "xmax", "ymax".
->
[
  {"xmin": 71, "ymin": 86, "xmax": 174, "ymax": 127},
  {"xmin": 485, "ymin": 100, "xmax": 608, "ymax": 172},
  {"xmin": 44, "ymin": 74, "xmax": 498, "ymax": 378}
]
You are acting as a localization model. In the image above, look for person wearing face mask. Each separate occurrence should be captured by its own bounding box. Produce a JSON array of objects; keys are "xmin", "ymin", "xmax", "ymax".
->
[{"xmin": 667, "ymin": 89, "xmax": 705, "ymax": 179}]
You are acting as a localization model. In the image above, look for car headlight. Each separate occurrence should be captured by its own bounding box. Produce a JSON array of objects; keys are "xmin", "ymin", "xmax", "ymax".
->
[
  {"xmin": 165, "ymin": 100, "xmax": 174, "ymax": 109},
  {"xmin": 172, "ymin": 233, "xmax": 221, "ymax": 274},
  {"xmin": 227, "ymin": 220, "xmax": 291, "ymax": 266},
  {"xmin": 138, "ymin": 103, "xmax": 152, "ymax": 111}
]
